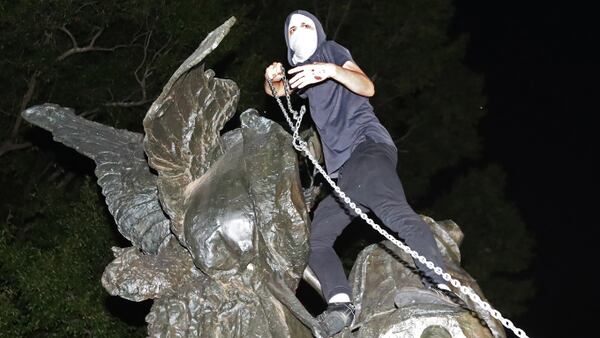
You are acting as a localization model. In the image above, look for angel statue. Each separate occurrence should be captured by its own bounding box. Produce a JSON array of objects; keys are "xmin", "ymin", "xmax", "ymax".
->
[{"xmin": 22, "ymin": 17, "xmax": 506, "ymax": 338}]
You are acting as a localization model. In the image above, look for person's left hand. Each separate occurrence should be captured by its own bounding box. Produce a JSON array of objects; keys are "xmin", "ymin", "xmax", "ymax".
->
[{"xmin": 288, "ymin": 62, "xmax": 336, "ymax": 89}]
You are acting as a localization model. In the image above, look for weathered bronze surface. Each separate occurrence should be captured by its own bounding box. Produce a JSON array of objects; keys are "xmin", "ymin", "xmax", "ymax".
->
[
  {"xmin": 22, "ymin": 17, "xmax": 505, "ymax": 338},
  {"xmin": 341, "ymin": 217, "xmax": 504, "ymax": 338}
]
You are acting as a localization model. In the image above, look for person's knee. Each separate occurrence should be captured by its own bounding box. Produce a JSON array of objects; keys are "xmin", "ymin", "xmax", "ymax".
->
[
  {"xmin": 309, "ymin": 233, "xmax": 337, "ymax": 250},
  {"xmin": 368, "ymin": 196, "xmax": 415, "ymax": 219}
]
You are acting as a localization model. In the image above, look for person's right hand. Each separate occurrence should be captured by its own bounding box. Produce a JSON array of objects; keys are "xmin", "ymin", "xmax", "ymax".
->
[{"xmin": 265, "ymin": 62, "xmax": 284, "ymax": 82}]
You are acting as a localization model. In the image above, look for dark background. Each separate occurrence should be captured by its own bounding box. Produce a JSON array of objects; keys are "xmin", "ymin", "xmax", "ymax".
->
[{"xmin": 455, "ymin": 1, "xmax": 597, "ymax": 336}]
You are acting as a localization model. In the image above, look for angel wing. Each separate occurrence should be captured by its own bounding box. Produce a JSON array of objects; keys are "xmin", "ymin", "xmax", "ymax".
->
[
  {"xmin": 142, "ymin": 17, "xmax": 239, "ymax": 237},
  {"xmin": 21, "ymin": 104, "xmax": 171, "ymax": 254}
]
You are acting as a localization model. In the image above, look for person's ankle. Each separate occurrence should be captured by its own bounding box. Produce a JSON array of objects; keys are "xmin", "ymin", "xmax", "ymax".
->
[
  {"xmin": 421, "ymin": 275, "xmax": 447, "ymax": 289},
  {"xmin": 328, "ymin": 292, "xmax": 351, "ymax": 304},
  {"xmin": 436, "ymin": 283, "xmax": 451, "ymax": 291}
]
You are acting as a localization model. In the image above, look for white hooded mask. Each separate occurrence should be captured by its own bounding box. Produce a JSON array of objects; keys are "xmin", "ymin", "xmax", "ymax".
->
[{"xmin": 288, "ymin": 14, "xmax": 318, "ymax": 64}]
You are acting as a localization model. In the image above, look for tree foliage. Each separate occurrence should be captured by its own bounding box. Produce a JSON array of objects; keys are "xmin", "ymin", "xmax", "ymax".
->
[
  {"xmin": 0, "ymin": 0, "xmax": 534, "ymax": 333},
  {"xmin": 0, "ymin": 177, "xmax": 146, "ymax": 336},
  {"xmin": 426, "ymin": 164, "xmax": 535, "ymax": 315}
]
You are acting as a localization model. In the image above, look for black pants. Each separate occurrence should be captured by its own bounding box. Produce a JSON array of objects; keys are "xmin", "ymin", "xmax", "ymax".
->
[{"xmin": 308, "ymin": 137, "xmax": 446, "ymax": 302}]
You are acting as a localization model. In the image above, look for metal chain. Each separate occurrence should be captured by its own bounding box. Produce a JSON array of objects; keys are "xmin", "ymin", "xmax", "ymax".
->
[{"xmin": 266, "ymin": 65, "xmax": 530, "ymax": 338}]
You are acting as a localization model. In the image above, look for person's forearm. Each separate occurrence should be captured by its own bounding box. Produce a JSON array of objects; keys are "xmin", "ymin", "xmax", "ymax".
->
[{"xmin": 331, "ymin": 65, "xmax": 375, "ymax": 97}]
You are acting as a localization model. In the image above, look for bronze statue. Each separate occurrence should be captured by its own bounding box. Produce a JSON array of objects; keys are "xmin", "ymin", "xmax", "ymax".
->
[{"xmin": 22, "ymin": 17, "xmax": 504, "ymax": 338}]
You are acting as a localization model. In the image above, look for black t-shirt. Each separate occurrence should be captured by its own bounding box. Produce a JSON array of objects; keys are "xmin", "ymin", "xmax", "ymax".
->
[{"xmin": 299, "ymin": 41, "xmax": 396, "ymax": 177}]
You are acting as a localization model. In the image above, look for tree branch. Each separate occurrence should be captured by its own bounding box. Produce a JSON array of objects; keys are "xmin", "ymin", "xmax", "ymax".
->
[
  {"xmin": 56, "ymin": 25, "xmax": 130, "ymax": 61},
  {"xmin": 312, "ymin": 0, "xmax": 322, "ymax": 19},
  {"xmin": 105, "ymin": 31, "xmax": 172, "ymax": 108},
  {"xmin": 59, "ymin": 24, "xmax": 78, "ymax": 48},
  {"xmin": 104, "ymin": 99, "xmax": 154, "ymax": 108},
  {"xmin": 78, "ymin": 108, "xmax": 100, "ymax": 118},
  {"xmin": 12, "ymin": 71, "xmax": 40, "ymax": 139},
  {"xmin": 333, "ymin": 0, "xmax": 353, "ymax": 40},
  {"xmin": 1, "ymin": 71, "xmax": 39, "ymax": 158},
  {"xmin": 0, "ymin": 142, "xmax": 32, "ymax": 157},
  {"xmin": 133, "ymin": 30, "xmax": 152, "ymax": 101},
  {"xmin": 325, "ymin": 1, "xmax": 334, "ymax": 32}
]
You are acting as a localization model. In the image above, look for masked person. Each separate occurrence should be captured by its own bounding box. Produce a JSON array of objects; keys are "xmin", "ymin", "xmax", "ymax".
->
[{"xmin": 264, "ymin": 9, "xmax": 453, "ymax": 336}]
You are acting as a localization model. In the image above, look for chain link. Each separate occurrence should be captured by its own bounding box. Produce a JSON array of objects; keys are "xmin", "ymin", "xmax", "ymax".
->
[{"xmin": 266, "ymin": 66, "xmax": 530, "ymax": 338}]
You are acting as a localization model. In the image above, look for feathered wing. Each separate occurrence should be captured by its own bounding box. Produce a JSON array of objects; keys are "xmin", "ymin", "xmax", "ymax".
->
[
  {"xmin": 21, "ymin": 104, "xmax": 171, "ymax": 254},
  {"xmin": 142, "ymin": 17, "xmax": 239, "ymax": 236}
]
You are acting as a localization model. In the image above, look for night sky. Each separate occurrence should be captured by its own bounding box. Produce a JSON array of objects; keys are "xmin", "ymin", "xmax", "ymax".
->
[{"xmin": 455, "ymin": 2, "xmax": 596, "ymax": 337}]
